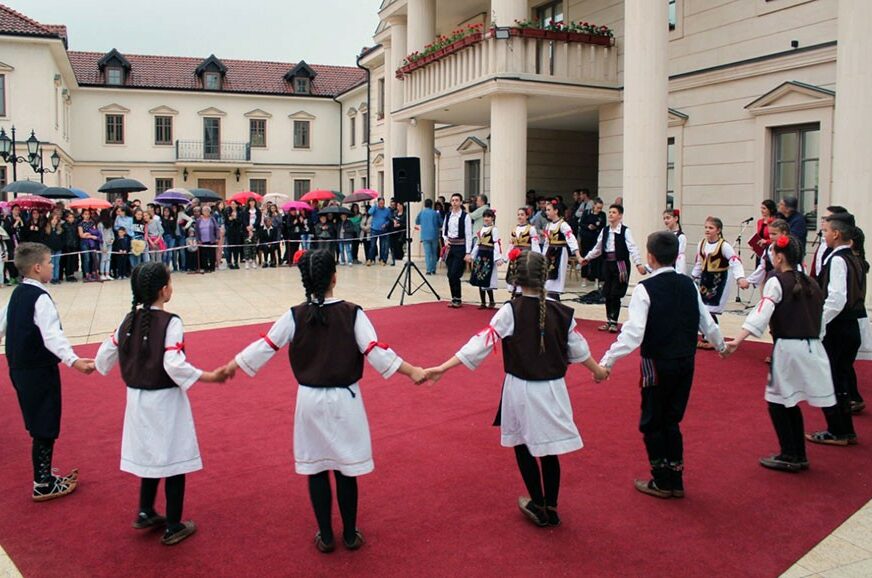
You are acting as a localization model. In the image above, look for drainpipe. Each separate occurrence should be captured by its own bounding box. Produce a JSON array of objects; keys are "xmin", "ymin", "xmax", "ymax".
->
[
  {"xmin": 356, "ymin": 50, "xmax": 373, "ymax": 189},
  {"xmin": 332, "ymin": 94, "xmax": 344, "ymax": 193}
]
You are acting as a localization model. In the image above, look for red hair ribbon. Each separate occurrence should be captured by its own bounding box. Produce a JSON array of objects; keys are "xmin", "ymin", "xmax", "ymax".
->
[
  {"xmin": 508, "ymin": 247, "xmax": 522, "ymax": 262},
  {"xmin": 292, "ymin": 249, "xmax": 307, "ymax": 265},
  {"xmin": 364, "ymin": 341, "xmax": 389, "ymax": 355},
  {"xmin": 550, "ymin": 199, "xmax": 559, "ymax": 206},
  {"xmin": 672, "ymin": 209, "xmax": 680, "ymax": 217},
  {"xmin": 261, "ymin": 333, "xmax": 279, "ymax": 352},
  {"xmin": 165, "ymin": 342, "xmax": 185, "ymax": 354},
  {"xmin": 776, "ymin": 235, "xmax": 790, "ymax": 249},
  {"xmin": 476, "ymin": 325, "xmax": 500, "ymax": 354}
]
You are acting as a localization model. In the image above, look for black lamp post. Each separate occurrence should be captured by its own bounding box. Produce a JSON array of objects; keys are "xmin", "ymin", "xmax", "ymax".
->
[
  {"xmin": 30, "ymin": 145, "xmax": 61, "ymax": 183},
  {"xmin": 0, "ymin": 126, "xmax": 41, "ymax": 182}
]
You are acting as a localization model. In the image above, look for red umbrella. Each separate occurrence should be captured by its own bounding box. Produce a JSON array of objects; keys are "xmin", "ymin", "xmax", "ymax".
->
[
  {"xmin": 300, "ymin": 189, "xmax": 335, "ymax": 202},
  {"xmin": 282, "ymin": 200, "xmax": 314, "ymax": 212},
  {"xmin": 69, "ymin": 198, "xmax": 112, "ymax": 211},
  {"xmin": 229, "ymin": 191, "xmax": 264, "ymax": 205},
  {"xmin": 8, "ymin": 195, "xmax": 54, "ymax": 210}
]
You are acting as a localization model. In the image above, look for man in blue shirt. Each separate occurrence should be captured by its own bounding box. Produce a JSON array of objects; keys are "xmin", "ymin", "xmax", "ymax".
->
[
  {"xmin": 368, "ymin": 198, "xmax": 393, "ymax": 265},
  {"xmin": 778, "ymin": 196, "xmax": 808, "ymax": 258},
  {"xmin": 415, "ymin": 198, "xmax": 443, "ymax": 274}
]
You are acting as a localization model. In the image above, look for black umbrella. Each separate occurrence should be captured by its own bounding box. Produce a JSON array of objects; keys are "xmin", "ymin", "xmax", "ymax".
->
[
  {"xmin": 2, "ymin": 180, "xmax": 47, "ymax": 196},
  {"xmin": 318, "ymin": 206, "xmax": 352, "ymax": 216},
  {"xmin": 98, "ymin": 178, "xmax": 147, "ymax": 194},
  {"xmin": 189, "ymin": 188, "xmax": 222, "ymax": 202},
  {"xmin": 40, "ymin": 186, "xmax": 78, "ymax": 199}
]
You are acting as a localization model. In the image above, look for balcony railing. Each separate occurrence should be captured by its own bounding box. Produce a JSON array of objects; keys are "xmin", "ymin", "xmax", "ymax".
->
[
  {"xmin": 175, "ymin": 140, "xmax": 251, "ymax": 162},
  {"xmin": 400, "ymin": 31, "xmax": 618, "ymax": 107}
]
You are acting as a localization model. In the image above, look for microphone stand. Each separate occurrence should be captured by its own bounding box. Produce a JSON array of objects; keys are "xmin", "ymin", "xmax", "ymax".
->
[{"xmin": 734, "ymin": 220, "xmax": 753, "ymax": 306}]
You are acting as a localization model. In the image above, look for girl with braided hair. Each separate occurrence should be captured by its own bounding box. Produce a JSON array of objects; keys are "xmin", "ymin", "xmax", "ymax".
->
[
  {"xmin": 426, "ymin": 251, "xmax": 608, "ymax": 528},
  {"xmin": 226, "ymin": 249, "xmax": 426, "ymax": 553},
  {"xmin": 95, "ymin": 262, "xmax": 229, "ymax": 545},
  {"xmin": 725, "ymin": 235, "xmax": 835, "ymax": 471}
]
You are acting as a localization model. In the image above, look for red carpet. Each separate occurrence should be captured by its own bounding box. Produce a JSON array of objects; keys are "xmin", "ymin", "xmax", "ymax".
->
[{"xmin": 1, "ymin": 302, "xmax": 871, "ymax": 577}]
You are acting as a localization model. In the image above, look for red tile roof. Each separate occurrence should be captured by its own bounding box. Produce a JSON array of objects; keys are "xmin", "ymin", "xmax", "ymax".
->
[
  {"xmin": 42, "ymin": 24, "xmax": 67, "ymax": 40},
  {"xmin": 68, "ymin": 51, "xmax": 366, "ymax": 97},
  {"xmin": 0, "ymin": 4, "xmax": 59, "ymax": 38}
]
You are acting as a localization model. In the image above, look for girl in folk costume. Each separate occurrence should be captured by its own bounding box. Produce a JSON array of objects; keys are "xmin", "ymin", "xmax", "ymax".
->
[
  {"xmin": 95, "ymin": 262, "xmax": 228, "ymax": 546},
  {"xmin": 662, "ymin": 209, "xmax": 687, "ymax": 275},
  {"xmin": 691, "ymin": 217, "xmax": 750, "ymax": 341},
  {"xmin": 506, "ymin": 207, "xmax": 542, "ymax": 297},
  {"xmin": 426, "ymin": 251, "xmax": 609, "ymax": 527},
  {"xmin": 724, "ymin": 236, "xmax": 835, "ymax": 472},
  {"xmin": 541, "ymin": 200, "xmax": 583, "ymax": 300},
  {"xmin": 470, "ymin": 209, "xmax": 503, "ymax": 309},
  {"xmin": 747, "ymin": 219, "xmax": 791, "ymax": 288},
  {"xmin": 225, "ymin": 249, "xmax": 426, "ymax": 553}
]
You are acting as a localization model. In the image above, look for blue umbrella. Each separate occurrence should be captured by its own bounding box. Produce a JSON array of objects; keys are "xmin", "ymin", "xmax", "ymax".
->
[{"xmin": 70, "ymin": 188, "xmax": 90, "ymax": 199}]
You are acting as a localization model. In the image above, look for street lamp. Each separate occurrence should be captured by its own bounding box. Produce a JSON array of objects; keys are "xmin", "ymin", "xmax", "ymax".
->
[
  {"xmin": 29, "ymin": 145, "xmax": 61, "ymax": 183},
  {"xmin": 0, "ymin": 126, "xmax": 42, "ymax": 182}
]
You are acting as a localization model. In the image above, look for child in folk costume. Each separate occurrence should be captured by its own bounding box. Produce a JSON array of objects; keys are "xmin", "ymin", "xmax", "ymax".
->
[
  {"xmin": 506, "ymin": 207, "xmax": 542, "ymax": 297},
  {"xmin": 600, "ymin": 232, "xmax": 725, "ymax": 498},
  {"xmin": 581, "ymin": 204, "xmax": 647, "ymax": 332},
  {"xmin": 724, "ymin": 236, "xmax": 834, "ymax": 472},
  {"xmin": 662, "ymin": 209, "xmax": 687, "ymax": 275},
  {"xmin": 95, "ymin": 262, "xmax": 227, "ymax": 545},
  {"xmin": 808, "ymin": 214, "xmax": 865, "ymax": 446},
  {"xmin": 541, "ymin": 200, "xmax": 583, "ymax": 300},
  {"xmin": 691, "ymin": 216, "xmax": 749, "ymax": 348},
  {"xmin": 0, "ymin": 243, "xmax": 95, "ymax": 502},
  {"xmin": 849, "ymin": 227, "xmax": 869, "ymax": 413},
  {"xmin": 225, "ymin": 249, "xmax": 426, "ymax": 553},
  {"xmin": 470, "ymin": 209, "xmax": 503, "ymax": 309},
  {"xmin": 426, "ymin": 251, "xmax": 609, "ymax": 527},
  {"xmin": 746, "ymin": 219, "xmax": 791, "ymax": 287}
]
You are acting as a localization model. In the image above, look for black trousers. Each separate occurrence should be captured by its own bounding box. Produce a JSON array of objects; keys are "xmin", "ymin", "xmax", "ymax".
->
[
  {"xmin": 228, "ymin": 245, "xmax": 241, "ymax": 267},
  {"xmin": 822, "ymin": 319, "xmax": 860, "ymax": 437},
  {"xmin": 446, "ymin": 244, "xmax": 466, "ymax": 302},
  {"xmin": 602, "ymin": 260, "xmax": 629, "ymax": 325},
  {"xmin": 11, "ymin": 365, "xmax": 62, "ymax": 439},
  {"xmin": 768, "ymin": 402, "xmax": 806, "ymax": 460},
  {"xmin": 639, "ymin": 356, "xmax": 695, "ymax": 490},
  {"xmin": 198, "ymin": 243, "xmax": 215, "ymax": 272}
]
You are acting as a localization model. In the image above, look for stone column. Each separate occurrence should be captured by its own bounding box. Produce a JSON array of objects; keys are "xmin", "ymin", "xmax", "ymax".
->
[
  {"xmin": 491, "ymin": 0, "xmax": 528, "ymax": 26},
  {"xmin": 622, "ymin": 0, "xmax": 668, "ymax": 258},
  {"xmin": 407, "ymin": 0, "xmax": 436, "ymax": 200},
  {"xmin": 388, "ymin": 17, "xmax": 408, "ymax": 199},
  {"xmin": 832, "ymin": 0, "xmax": 872, "ymax": 306},
  {"xmin": 490, "ymin": 94, "xmax": 528, "ymax": 225}
]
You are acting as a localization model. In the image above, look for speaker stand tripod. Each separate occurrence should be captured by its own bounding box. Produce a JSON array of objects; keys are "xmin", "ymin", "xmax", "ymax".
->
[{"xmin": 387, "ymin": 202, "xmax": 440, "ymax": 305}]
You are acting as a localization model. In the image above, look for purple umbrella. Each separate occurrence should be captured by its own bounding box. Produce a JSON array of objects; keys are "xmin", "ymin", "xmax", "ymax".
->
[{"xmin": 154, "ymin": 190, "xmax": 192, "ymax": 206}]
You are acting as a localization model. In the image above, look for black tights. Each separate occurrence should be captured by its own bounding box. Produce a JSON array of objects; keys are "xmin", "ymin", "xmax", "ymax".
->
[
  {"xmin": 139, "ymin": 475, "xmax": 186, "ymax": 530},
  {"xmin": 308, "ymin": 471, "xmax": 358, "ymax": 544},
  {"xmin": 479, "ymin": 289, "xmax": 495, "ymax": 306},
  {"xmin": 768, "ymin": 403, "xmax": 806, "ymax": 461},
  {"xmin": 513, "ymin": 445, "xmax": 560, "ymax": 508}
]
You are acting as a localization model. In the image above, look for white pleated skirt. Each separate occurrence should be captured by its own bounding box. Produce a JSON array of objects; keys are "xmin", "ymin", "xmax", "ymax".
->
[
  {"xmin": 766, "ymin": 339, "xmax": 836, "ymax": 408},
  {"xmin": 121, "ymin": 387, "xmax": 203, "ymax": 478},
  {"xmin": 293, "ymin": 383, "xmax": 374, "ymax": 476},
  {"xmin": 499, "ymin": 374, "xmax": 583, "ymax": 457}
]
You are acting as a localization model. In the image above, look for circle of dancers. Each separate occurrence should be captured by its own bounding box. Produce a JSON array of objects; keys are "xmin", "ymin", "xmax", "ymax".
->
[{"xmin": 1, "ymin": 200, "xmax": 866, "ymax": 551}]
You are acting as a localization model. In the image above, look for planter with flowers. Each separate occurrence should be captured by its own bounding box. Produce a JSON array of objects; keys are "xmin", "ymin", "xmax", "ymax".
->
[
  {"xmin": 510, "ymin": 19, "xmax": 614, "ymax": 45},
  {"xmin": 397, "ymin": 23, "xmax": 485, "ymax": 79}
]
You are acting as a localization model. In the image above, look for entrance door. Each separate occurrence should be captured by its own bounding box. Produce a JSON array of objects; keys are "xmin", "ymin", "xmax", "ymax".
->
[
  {"xmin": 198, "ymin": 178, "xmax": 226, "ymax": 199},
  {"xmin": 203, "ymin": 118, "xmax": 221, "ymax": 160}
]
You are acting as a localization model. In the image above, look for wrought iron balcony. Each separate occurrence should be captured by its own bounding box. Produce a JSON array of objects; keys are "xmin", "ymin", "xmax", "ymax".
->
[{"xmin": 175, "ymin": 140, "xmax": 251, "ymax": 162}]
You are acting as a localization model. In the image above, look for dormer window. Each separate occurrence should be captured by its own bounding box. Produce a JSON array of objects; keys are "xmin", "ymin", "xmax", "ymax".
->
[
  {"xmin": 294, "ymin": 78, "xmax": 310, "ymax": 94},
  {"xmin": 204, "ymin": 72, "xmax": 221, "ymax": 90},
  {"xmin": 106, "ymin": 67, "xmax": 124, "ymax": 86},
  {"xmin": 97, "ymin": 48, "xmax": 131, "ymax": 87}
]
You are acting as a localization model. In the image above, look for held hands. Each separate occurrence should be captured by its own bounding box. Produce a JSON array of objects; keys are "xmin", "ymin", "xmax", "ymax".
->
[
  {"xmin": 464, "ymin": 254, "xmax": 473, "ymax": 263},
  {"xmin": 592, "ymin": 364, "xmax": 610, "ymax": 383},
  {"xmin": 73, "ymin": 358, "xmax": 96, "ymax": 374},
  {"xmin": 636, "ymin": 264, "xmax": 648, "ymax": 276},
  {"xmin": 408, "ymin": 365, "xmax": 428, "ymax": 385},
  {"xmin": 738, "ymin": 278, "xmax": 751, "ymax": 290},
  {"xmin": 720, "ymin": 342, "xmax": 739, "ymax": 359}
]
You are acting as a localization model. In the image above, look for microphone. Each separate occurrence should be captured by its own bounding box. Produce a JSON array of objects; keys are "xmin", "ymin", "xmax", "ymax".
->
[
  {"xmin": 740, "ymin": 217, "xmax": 754, "ymax": 224},
  {"xmin": 816, "ymin": 229, "xmax": 823, "ymax": 238}
]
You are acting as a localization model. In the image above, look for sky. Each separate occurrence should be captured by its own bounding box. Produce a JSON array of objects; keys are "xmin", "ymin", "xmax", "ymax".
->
[{"xmin": 7, "ymin": 0, "xmax": 382, "ymax": 66}]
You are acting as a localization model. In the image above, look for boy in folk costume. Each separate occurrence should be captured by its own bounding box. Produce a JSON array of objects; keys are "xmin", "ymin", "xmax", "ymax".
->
[
  {"xmin": 427, "ymin": 251, "xmax": 608, "ymax": 527},
  {"xmin": 442, "ymin": 193, "xmax": 474, "ymax": 308},
  {"xmin": 600, "ymin": 232, "xmax": 725, "ymax": 498},
  {"xmin": 541, "ymin": 200, "xmax": 584, "ymax": 301},
  {"xmin": 0, "ymin": 243, "xmax": 96, "ymax": 501},
  {"xmin": 581, "ymin": 204, "xmax": 646, "ymax": 332},
  {"xmin": 691, "ymin": 216, "xmax": 749, "ymax": 348},
  {"xmin": 95, "ymin": 262, "xmax": 229, "ymax": 545},
  {"xmin": 807, "ymin": 215, "xmax": 865, "ymax": 446},
  {"xmin": 809, "ymin": 206, "xmax": 852, "ymax": 278},
  {"xmin": 225, "ymin": 250, "xmax": 426, "ymax": 553},
  {"xmin": 506, "ymin": 207, "xmax": 542, "ymax": 298},
  {"xmin": 470, "ymin": 209, "xmax": 503, "ymax": 309},
  {"xmin": 724, "ymin": 236, "xmax": 835, "ymax": 471}
]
